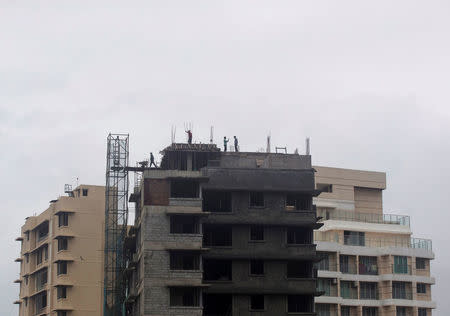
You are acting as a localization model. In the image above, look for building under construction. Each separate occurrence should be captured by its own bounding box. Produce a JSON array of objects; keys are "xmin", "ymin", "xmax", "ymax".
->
[{"xmin": 122, "ymin": 142, "xmax": 323, "ymax": 316}]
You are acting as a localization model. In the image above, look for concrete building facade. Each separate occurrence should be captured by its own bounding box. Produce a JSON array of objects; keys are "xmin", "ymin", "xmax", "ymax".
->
[
  {"xmin": 313, "ymin": 166, "xmax": 435, "ymax": 316},
  {"xmin": 14, "ymin": 185, "xmax": 105, "ymax": 316},
  {"xmin": 124, "ymin": 143, "xmax": 323, "ymax": 316}
]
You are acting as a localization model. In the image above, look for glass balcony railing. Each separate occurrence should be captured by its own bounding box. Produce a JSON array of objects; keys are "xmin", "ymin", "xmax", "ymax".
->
[
  {"xmin": 315, "ymin": 232, "xmax": 433, "ymax": 251},
  {"xmin": 317, "ymin": 209, "xmax": 410, "ymax": 227}
]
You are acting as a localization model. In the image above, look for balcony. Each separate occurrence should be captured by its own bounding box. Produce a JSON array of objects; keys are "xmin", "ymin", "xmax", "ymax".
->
[{"xmin": 317, "ymin": 209, "xmax": 410, "ymax": 226}]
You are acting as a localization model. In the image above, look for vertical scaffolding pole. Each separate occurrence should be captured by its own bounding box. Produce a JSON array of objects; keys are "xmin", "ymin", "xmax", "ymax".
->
[{"xmin": 104, "ymin": 134, "xmax": 129, "ymax": 316}]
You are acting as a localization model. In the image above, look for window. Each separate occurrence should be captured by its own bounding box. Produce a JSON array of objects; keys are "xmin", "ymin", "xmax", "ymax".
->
[
  {"xmin": 57, "ymin": 286, "xmax": 67, "ymax": 299},
  {"xmin": 250, "ymin": 295, "xmax": 264, "ymax": 310},
  {"xmin": 317, "ymin": 183, "xmax": 333, "ymax": 193},
  {"xmin": 170, "ymin": 287, "xmax": 200, "ymax": 306},
  {"xmin": 316, "ymin": 254, "xmax": 330, "ymax": 271},
  {"xmin": 249, "ymin": 192, "xmax": 264, "ymax": 207},
  {"xmin": 25, "ymin": 254, "xmax": 29, "ymax": 263},
  {"xmin": 35, "ymin": 291, "xmax": 47, "ymax": 311},
  {"xmin": 24, "ymin": 276, "xmax": 28, "ymax": 285},
  {"xmin": 57, "ymin": 261, "xmax": 68, "ymax": 275},
  {"xmin": 36, "ymin": 245, "xmax": 48, "ymax": 265},
  {"xmin": 58, "ymin": 238, "xmax": 68, "ymax": 251},
  {"xmin": 250, "ymin": 260, "xmax": 264, "ymax": 276},
  {"xmin": 287, "ymin": 227, "xmax": 311, "ymax": 244},
  {"xmin": 418, "ymin": 308, "xmax": 427, "ymax": 316},
  {"xmin": 341, "ymin": 306, "xmax": 351, "ymax": 316},
  {"xmin": 416, "ymin": 258, "xmax": 426, "ymax": 270},
  {"xmin": 24, "ymin": 297, "xmax": 27, "ymax": 307},
  {"xmin": 344, "ymin": 231, "xmax": 365, "ymax": 246},
  {"xmin": 37, "ymin": 221, "xmax": 49, "ymax": 241},
  {"xmin": 340, "ymin": 281, "xmax": 357, "ymax": 299},
  {"xmin": 363, "ymin": 307, "xmax": 378, "ymax": 316},
  {"xmin": 286, "ymin": 194, "xmax": 311, "ymax": 211},
  {"xmin": 57, "ymin": 312, "xmax": 67, "ymax": 316},
  {"xmin": 359, "ymin": 256, "xmax": 378, "ymax": 275},
  {"xmin": 417, "ymin": 283, "xmax": 427, "ymax": 294},
  {"xmin": 202, "ymin": 191, "xmax": 232, "ymax": 212},
  {"xmin": 203, "ymin": 225, "xmax": 232, "ymax": 247},
  {"xmin": 170, "ymin": 180, "xmax": 199, "ymax": 198},
  {"xmin": 170, "ymin": 252, "xmax": 200, "ymax": 270},
  {"xmin": 316, "ymin": 304, "xmax": 331, "ymax": 316},
  {"xmin": 392, "ymin": 282, "xmax": 410, "ymax": 299},
  {"xmin": 340, "ymin": 255, "xmax": 355, "ymax": 274},
  {"xmin": 25, "ymin": 231, "xmax": 29, "ymax": 241},
  {"xmin": 393, "ymin": 256, "xmax": 409, "ymax": 274},
  {"xmin": 35, "ymin": 268, "xmax": 47, "ymax": 291},
  {"xmin": 82, "ymin": 188, "xmax": 88, "ymax": 196},
  {"xmin": 250, "ymin": 226, "xmax": 264, "ymax": 241},
  {"xmin": 360, "ymin": 282, "xmax": 378, "ymax": 300},
  {"xmin": 396, "ymin": 307, "xmax": 407, "ymax": 316},
  {"xmin": 58, "ymin": 213, "xmax": 69, "ymax": 227},
  {"xmin": 170, "ymin": 216, "xmax": 199, "ymax": 234},
  {"xmin": 286, "ymin": 261, "xmax": 312, "ymax": 278},
  {"xmin": 203, "ymin": 259, "xmax": 232, "ymax": 281},
  {"xmin": 287, "ymin": 295, "xmax": 312, "ymax": 313}
]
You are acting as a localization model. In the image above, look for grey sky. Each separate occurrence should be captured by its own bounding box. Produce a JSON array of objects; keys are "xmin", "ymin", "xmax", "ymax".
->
[{"xmin": 1, "ymin": 1, "xmax": 449, "ymax": 314}]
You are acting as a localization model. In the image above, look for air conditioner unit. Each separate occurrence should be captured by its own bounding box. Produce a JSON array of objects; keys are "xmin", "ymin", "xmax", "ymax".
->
[
  {"xmin": 332, "ymin": 278, "xmax": 338, "ymax": 285},
  {"xmin": 352, "ymin": 281, "xmax": 358, "ymax": 287}
]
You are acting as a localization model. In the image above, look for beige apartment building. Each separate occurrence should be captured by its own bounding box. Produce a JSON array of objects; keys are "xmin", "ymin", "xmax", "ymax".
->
[
  {"xmin": 14, "ymin": 185, "xmax": 105, "ymax": 316},
  {"xmin": 313, "ymin": 166, "xmax": 435, "ymax": 316}
]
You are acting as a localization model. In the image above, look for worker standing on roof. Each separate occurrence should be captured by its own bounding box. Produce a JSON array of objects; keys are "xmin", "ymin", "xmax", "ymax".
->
[
  {"xmin": 150, "ymin": 152, "xmax": 157, "ymax": 168},
  {"xmin": 223, "ymin": 136, "xmax": 229, "ymax": 152},
  {"xmin": 186, "ymin": 129, "xmax": 192, "ymax": 144},
  {"xmin": 234, "ymin": 136, "xmax": 239, "ymax": 152}
]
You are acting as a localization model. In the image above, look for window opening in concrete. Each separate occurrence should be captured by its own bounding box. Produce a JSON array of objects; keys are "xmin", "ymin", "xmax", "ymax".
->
[
  {"xmin": 170, "ymin": 179, "xmax": 199, "ymax": 198},
  {"xmin": 250, "ymin": 260, "xmax": 264, "ymax": 276},
  {"xmin": 359, "ymin": 256, "xmax": 378, "ymax": 275},
  {"xmin": 36, "ymin": 245, "xmax": 48, "ymax": 265},
  {"xmin": 317, "ymin": 183, "xmax": 333, "ymax": 193},
  {"xmin": 287, "ymin": 295, "xmax": 313, "ymax": 313},
  {"xmin": 341, "ymin": 306, "xmax": 351, "ymax": 316},
  {"xmin": 392, "ymin": 282, "xmax": 410, "ymax": 299},
  {"xmin": 25, "ymin": 231, "xmax": 29, "ymax": 241},
  {"xmin": 249, "ymin": 192, "xmax": 264, "ymax": 207},
  {"xmin": 396, "ymin": 307, "xmax": 407, "ymax": 316},
  {"xmin": 24, "ymin": 276, "xmax": 28, "ymax": 285},
  {"xmin": 35, "ymin": 291, "xmax": 47, "ymax": 311},
  {"xmin": 250, "ymin": 295, "xmax": 264, "ymax": 311},
  {"xmin": 58, "ymin": 213, "xmax": 69, "ymax": 227},
  {"xmin": 203, "ymin": 191, "xmax": 232, "ymax": 212},
  {"xmin": 203, "ymin": 294, "xmax": 232, "ymax": 316},
  {"xmin": 36, "ymin": 221, "xmax": 49, "ymax": 241},
  {"xmin": 170, "ymin": 216, "xmax": 199, "ymax": 234},
  {"xmin": 57, "ymin": 238, "xmax": 68, "ymax": 251},
  {"xmin": 57, "ymin": 286, "xmax": 67, "ymax": 299},
  {"xmin": 25, "ymin": 253, "xmax": 29, "ymax": 263},
  {"xmin": 360, "ymin": 282, "xmax": 378, "ymax": 299},
  {"xmin": 57, "ymin": 312, "xmax": 67, "ymax": 316},
  {"xmin": 170, "ymin": 252, "xmax": 200, "ymax": 270},
  {"xmin": 343, "ymin": 230, "xmax": 365, "ymax": 246},
  {"xmin": 170, "ymin": 287, "xmax": 200, "ymax": 307},
  {"xmin": 82, "ymin": 188, "xmax": 88, "ymax": 196},
  {"xmin": 286, "ymin": 261, "xmax": 312, "ymax": 278},
  {"xmin": 203, "ymin": 259, "xmax": 232, "ymax": 281},
  {"xmin": 393, "ymin": 256, "xmax": 409, "ymax": 274},
  {"xmin": 362, "ymin": 307, "xmax": 378, "ymax": 316},
  {"xmin": 417, "ymin": 283, "xmax": 427, "ymax": 294},
  {"xmin": 316, "ymin": 253, "xmax": 329, "ymax": 271},
  {"xmin": 57, "ymin": 261, "xmax": 68, "ymax": 275},
  {"xmin": 250, "ymin": 226, "xmax": 264, "ymax": 241},
  {"xmin": 286, "ymin": 227, "xmax": 312, "ymax": 244},
  {"xmin": 340, "ymin": 281, "xmax": 358, "ymax": 299},
  {"xmin": 416, "ymin": 257, "xmax": 426, "ymax": 270},
  {"xmin": 286, "ymin": 194, "xmax": 311, "ymax": 211},
  {"xmin": 35, "ymin": 268, "xmax": 47, "ymax": 291},
  {"xmin": 317, "ymin": 279, "xmax": 336, "ymax": 296},
  {"xmin": 203, "ymin": 225, "xmax": 232, "ymax": 247}
]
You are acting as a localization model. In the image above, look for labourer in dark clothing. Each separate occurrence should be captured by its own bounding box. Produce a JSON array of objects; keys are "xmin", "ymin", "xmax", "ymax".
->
[
  {"xmin": 150, "ymin": 152, "xmax": 157, "ymax": 168},
  {"xmin": 234, "ymin": 136, "xmax": 239, "ymax": 152},
  {"xmin": 186, "ymin": 129, "xmax": 192, "ymax": 144},
  {"xmin": 223, "ymin": 136, "xmax": 229, "ymax": 152}
]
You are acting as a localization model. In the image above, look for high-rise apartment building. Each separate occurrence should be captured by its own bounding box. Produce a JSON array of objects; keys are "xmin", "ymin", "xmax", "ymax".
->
[
  {"xmin": 14, "ymin": 185, "xmax": 105, "ymax": 316},
  {"xmin": 124, "ymin": 143, "xmax": 323, "ymax": 316},
  {"xmin": 313, "ymin": 166, "xmax": 435, "ymax": 316}
]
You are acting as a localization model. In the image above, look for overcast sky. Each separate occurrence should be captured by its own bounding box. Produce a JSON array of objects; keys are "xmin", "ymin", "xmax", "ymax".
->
[{"xmin": 1, "ymin": 1, "xmax": 449, "ymax": 314}]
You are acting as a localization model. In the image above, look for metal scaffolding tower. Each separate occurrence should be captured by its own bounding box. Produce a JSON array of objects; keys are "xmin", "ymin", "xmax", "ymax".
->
[{"xmin": 104, "ymin": 134, "xmax": 129, "ymax": 316}]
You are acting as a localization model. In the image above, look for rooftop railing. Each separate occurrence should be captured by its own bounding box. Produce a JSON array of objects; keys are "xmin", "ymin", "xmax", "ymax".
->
[
  {"xmin": 317, "ymin": 209, "xmax": 410, "ymax": 227},
  {"xmin": 315, "ymin": 232, "xmax": 433, "ymax": 251}
]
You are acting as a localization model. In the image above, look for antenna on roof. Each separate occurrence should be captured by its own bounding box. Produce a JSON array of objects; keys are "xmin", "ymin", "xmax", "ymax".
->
[
  {"xmin": 266, "ymin": 133, "xmax": 271, "ymax": 153},
  {"xmin": 171, "ymin": 126, "xmax": 176, "ymax": 144},
  {"xmin": 210, "ymin": 126, "xmax": 214, "ymax": 144},
  {"xmin": 306, "ymin": 137, "xmax": 310, "ymax": 155}
]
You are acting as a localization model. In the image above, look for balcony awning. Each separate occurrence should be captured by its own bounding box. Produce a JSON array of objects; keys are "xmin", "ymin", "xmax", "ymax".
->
[{"xmin": 14, "ymin": 257, "xmax": 23, "ymax": 262}]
